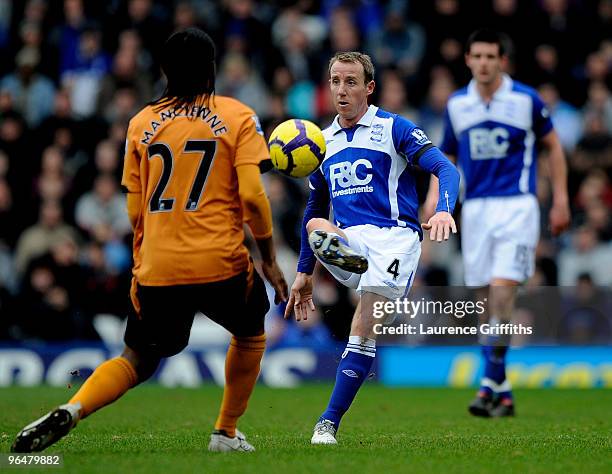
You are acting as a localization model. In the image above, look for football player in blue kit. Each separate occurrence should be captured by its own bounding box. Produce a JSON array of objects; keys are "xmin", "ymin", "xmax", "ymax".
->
[
  {"xmin": 284, "ymin": 51, "xmax": 461, "ymax": 444},
  {"xmin": 427, "ymin": 29, "xmax": 570, "ymax": 417}
]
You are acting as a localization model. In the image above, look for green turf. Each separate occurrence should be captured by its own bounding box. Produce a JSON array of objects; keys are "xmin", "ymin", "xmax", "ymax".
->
[{"xmin": 0, "ymin": 384, "xmax": 610, "ymax": 473}]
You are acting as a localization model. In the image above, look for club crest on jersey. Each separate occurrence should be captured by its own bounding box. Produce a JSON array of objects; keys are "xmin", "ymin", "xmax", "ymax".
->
[
  {"xmin": 411, "ymin": 128, "xmax": 431, "ymax": 146},
  {"xmin": 370, "ymin": 123, "xmax": 384, "ymax": 142}
]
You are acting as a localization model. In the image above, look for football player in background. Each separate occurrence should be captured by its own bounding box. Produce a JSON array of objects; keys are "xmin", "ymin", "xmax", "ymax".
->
[
  {"xmin": 285, "ymin": 51, "xmax": 460, "ymax": 444},
  {"xmin": 12, "ymin": 28, "xmax": 287, "ymax": 453},
  {"xmin": 426, "ymin": 29, "xmax": 570, "ymax": 417}
]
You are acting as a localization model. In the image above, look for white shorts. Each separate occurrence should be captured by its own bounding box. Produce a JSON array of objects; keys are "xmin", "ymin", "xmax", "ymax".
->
[
  {"xmin": 316, "ymin": 224, "xmax": 421, "ymax": 300},
  {"xmin": 461, "ymin": 194, "xmax": 540, "ymax": 287}
]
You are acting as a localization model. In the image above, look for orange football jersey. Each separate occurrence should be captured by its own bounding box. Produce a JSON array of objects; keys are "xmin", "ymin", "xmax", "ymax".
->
[{"xmin": 122, "ymin": 95, "xmax": 269, "ymax": 286}]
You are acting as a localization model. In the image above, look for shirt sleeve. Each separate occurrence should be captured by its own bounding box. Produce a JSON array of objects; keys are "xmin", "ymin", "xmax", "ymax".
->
[
  {"xmin": 234, "ymin": 108, "xmax": 269, "ymax": 168},
  {"xmin": 440, "ymin": 107, "xmax": 458, "ymax": 155},
  {"xmin": 236, "ymin": 164, "xmax": 273, "ymax": 239},
  {"xmin": 297, "ymin": 169, "xmax": 330, "ymax": 274},
  {"xmin": 391, "ymin": 114, "xmax": 436, "ymax": 165},
  {"xmin": 121, "ymin": 120, "xmax": 142, "ymax": 194},
  {"xmin": 532, "ymin": 92, "xmax": 554, "ymax": 139},
  {"xmin": 418, "ymin": 148, "xmax": 460, "ymax": 214}
]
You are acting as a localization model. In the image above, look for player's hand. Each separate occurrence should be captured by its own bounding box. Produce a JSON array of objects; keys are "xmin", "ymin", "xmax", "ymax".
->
[
  {"xmin": 421, "ymin": 211, "xmax": 457, "ymax": 242},
  {"xmin": 284, "ymin": 272, "xmax": 315, "ymax": 321},
  {"xmin": 261, "ymin": 260, "xmax": 288, "ymax": 305},
  {"xmin": 549, "ymin": 202, "xmax": 571, "ymax": 236}
]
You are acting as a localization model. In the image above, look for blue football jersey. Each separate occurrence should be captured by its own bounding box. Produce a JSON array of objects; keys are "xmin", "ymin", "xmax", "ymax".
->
[
  {"xmin": 440, "ymin": 74, "xmax": 553, "ymax": 199},
  {"xmin": 309, "ymin": 105, "xmax": 437, "ymax": 236}
]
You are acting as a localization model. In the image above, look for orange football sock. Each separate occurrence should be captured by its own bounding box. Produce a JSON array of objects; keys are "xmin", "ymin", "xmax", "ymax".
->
[
  {"xmin": 69, "ymin": 357, "xmax": 138, "ymax": 418},
  {"xmin": 215, "ymin": 334, "xmax": 266, "ymax": 437}
]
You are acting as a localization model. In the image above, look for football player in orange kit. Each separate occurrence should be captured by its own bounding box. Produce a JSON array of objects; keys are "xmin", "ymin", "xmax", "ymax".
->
[{"xmin": 12, "ymin": 28, "xmax": 288, "ymax": 453}]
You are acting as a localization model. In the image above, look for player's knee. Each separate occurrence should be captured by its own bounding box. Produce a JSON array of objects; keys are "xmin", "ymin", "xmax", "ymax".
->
[
  {"xmin": 121, "ymin": 346, "xmax": 161, "ymax": 383},
  {"xmin": 306, "ymin": 217, "xmax": 329, "ymax": 234}
]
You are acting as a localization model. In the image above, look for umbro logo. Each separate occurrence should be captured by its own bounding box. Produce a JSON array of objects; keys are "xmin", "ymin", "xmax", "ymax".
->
[{"xmin": 342, "ymin": 369, "xmax": 359, "ymax": 378}]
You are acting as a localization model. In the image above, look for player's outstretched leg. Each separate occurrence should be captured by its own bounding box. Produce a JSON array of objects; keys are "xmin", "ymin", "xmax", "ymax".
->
[
  {"xmin": 11, "ymin": 347, "xmax": 156, "ymax": 452},
  {"xmin": 209, "ymin": 334, "xmax": 266, "ymax": 452}
]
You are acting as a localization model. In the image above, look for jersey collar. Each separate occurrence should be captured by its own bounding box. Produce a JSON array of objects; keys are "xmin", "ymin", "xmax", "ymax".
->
[
  {"xmin": 467, "ymin": 74, "xmax": 513, "ymax": 102},
  {"xmin": 330, "ymin": 104, "xmax": 378, "ymax": 135}
]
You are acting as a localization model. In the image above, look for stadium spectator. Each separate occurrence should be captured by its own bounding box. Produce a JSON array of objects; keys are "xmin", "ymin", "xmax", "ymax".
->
[
  {"xmin": 97, "ymin": 48, "xmax": 153, "ymax": 119},
  {"xmin": 16, "ymin": 236, "xmax": 98, "ymax": 341},
  {"xmin": 16, "ymin": 259, "xmax": 74, "ymax": 340},
  {"xmin": 418, "ymin": 66, "xmax": 455, "ymax": 146},
  {"xmin": 0, "ymin": 178, "xmax": 22, "ymax": 249},
  {"xmin": 558, "ymin": 226, "xmax": 612, "ymax": 286},
  {"xmin": 71, "ymin": 139, "xmax": 121, "ymax": 201},
  {"xmin": 14, "ymin": 199, "xmax": 79, "ymax": 276},
  {"xmin": 218, "ymin": 0, "xmax": 281, "ymax": 82},
  {"xmin": 61, "ymin": 25, "xmax": 112, "ymax": 117},
  {"xmin": 574, "ymin": 169, "xmax": 612, "ymax": 210},
  {"xmin": 326, "ymin": 7, "xmax": 361, "ymax": 54},
  {"xmin": 271, "ymin": 5, "xmax": 327, "ymax": 58},
  {"xmin": 378, "ymin": 69, "xmax": 419, "ymax": 123},
  {"xmin": 558, "ymin": 273, "xmax": 612, "ymax": 344},
  {"xmin": 319, "ymin": 0, "xmax": 383, "ymax": 38},
  {"xmin": 216, "ymin": 53, "xmax": 270, "ymax": 119},
  {"xmin": 583, "ymin": 82, "xmax": 612, "ymax": 132},
  {"xmin": 80, "ymin": 240, "xmax": 131, "ymax": 320},
  {"xmin": 366, "ymin": 8, "xmax": 425, "ymax": 80},
  {"xmin": 0, "ymin": 46, "xmax": 55, "ymax": 127},
  {"xmin": 0, "ymin": 110, "xmax": 32, "ymax": 203},
  {"xmin": 74, "ymin": 173, "xmax": 131, "ymax": 240},
  {"xmin": 102, "ymin": 85, "xmax": 140, "ymax": 124},
  {"xmin": 538, "ymin": 83, "xmax": 583, "ymax": 151},
  {"xmin": 570, "ymin": 113, "xmax": 612, "ymax": 173}
]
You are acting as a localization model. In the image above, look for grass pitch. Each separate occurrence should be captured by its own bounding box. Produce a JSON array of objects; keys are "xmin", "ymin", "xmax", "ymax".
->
[{"xmin": 0, "ymin": 384, "xmax": 610, "ymax": 473}]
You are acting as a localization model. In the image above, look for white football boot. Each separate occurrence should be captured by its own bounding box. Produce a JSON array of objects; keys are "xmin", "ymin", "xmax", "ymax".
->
[
  {"xmin": 208, "ymin": 429, "xmax": 255, "ymax": 452},
  {"xmin": 311, "ymin": 419, "xmax": 338, "ymax": 445},
  {"xmin": 308, "ymin": 230, "xmax": 368, "ymax": 274}
]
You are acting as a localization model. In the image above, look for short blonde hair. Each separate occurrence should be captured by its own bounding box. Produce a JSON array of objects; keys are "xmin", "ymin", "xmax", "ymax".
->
[{"xmin": 328, "ymin": 51, "xmax": 375, "ymax": 84}]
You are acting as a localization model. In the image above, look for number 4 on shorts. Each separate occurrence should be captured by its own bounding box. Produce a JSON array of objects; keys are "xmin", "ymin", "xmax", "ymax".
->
[{"xmin": 386, "ymin": 259, "xmax": 400, "ymax": 280}]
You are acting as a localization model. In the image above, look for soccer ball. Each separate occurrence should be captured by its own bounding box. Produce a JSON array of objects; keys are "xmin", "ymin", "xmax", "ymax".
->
[{"xmin": 268, "ymin": 119, "xmax": 326, "ymax": 178}]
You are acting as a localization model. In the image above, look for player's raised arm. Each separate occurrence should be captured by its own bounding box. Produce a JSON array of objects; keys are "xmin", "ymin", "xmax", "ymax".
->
[{"xmin": 285, "ymin": 169, "xmax": 330, "ymax": 321}]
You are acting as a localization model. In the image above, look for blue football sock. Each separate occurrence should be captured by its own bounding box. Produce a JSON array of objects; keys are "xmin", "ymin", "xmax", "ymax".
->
[
  {"xmin": 480, "ymin": 345, "xmax": 512, "ymax": 400},
  {"xmin": 319, "ymin": 336, "xmax": 375, "ymax": 429}
]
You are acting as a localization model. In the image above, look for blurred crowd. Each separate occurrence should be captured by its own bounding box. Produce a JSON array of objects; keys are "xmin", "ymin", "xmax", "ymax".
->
[{"xmin": 0, "ymin": 0, "xmax": 610, "ymax": 345}]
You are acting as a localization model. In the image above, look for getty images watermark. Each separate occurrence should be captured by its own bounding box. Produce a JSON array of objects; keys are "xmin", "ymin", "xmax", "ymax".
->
[
  {"xmin": 371, "ymin": 296, "xmax": 533, "ymax": 338},
  {"xmin": 361, "ymin": 286, "xmax": 612, "ymax": 346}
]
